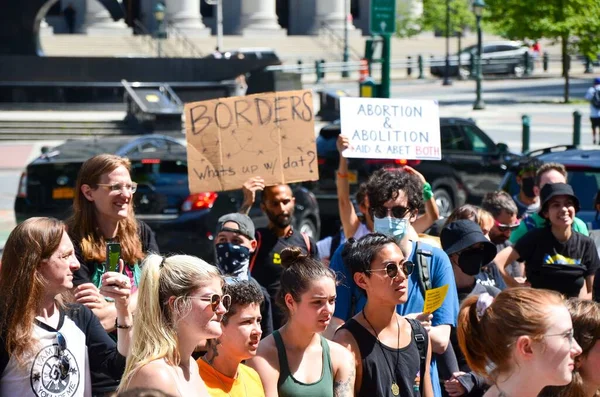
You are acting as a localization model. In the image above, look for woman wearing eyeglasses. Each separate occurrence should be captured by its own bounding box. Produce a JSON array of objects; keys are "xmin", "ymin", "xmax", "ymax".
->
[
  {"xmin": 494, "ymin": 183, "xmax": 600, "ymax": 299},
  {"xmin": 458, "ymin": 288, "xmax": 582, "ymax": 397},
  {"xmin": 0, "ymin": 217, "xmax": 132, "ymax": 397},
  {"xmin": 248, "ymin": 247, "xmax": 355, "ymax": 397},
  {"xmin": 118, "ymin": 254, "xmax": 229, "ymax": 396},
  {"xmin": 67, "ymin": 154, "xmax": 159, "ymax": 333},
  {"xmin": 540, "ymin": 298, "xmax": 600, "ymax": 397},
  {"xmin": 334, "ymin": 233, "xmax": 434, "ymax": 397}
]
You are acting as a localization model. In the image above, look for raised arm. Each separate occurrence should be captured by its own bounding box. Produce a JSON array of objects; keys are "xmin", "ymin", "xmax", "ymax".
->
[
  {"xmin": 494, "ymin": 246, "xmax": 522, "ymax": 288},
  {"xmin": 336, "ymin": 135, "xmax": 361, "ymax": 239},
  {"xmin": 240, "ymin": 176, "xmax": 265, "ymax": 215},
  {"xmin": 404, "ymin": 166, "xmax": 440, "ymax": 233}
]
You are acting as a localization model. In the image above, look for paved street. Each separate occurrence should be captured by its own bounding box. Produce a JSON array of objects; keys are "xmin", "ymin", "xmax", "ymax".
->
[{"xmin": 0, "ymin": 75, "xmax": 598, "ymax": 251}]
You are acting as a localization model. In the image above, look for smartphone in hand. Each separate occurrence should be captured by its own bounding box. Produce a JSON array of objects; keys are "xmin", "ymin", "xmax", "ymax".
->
[{"xmin": 106, "ymin": 242, "xmax": 121, "ymax": 273}]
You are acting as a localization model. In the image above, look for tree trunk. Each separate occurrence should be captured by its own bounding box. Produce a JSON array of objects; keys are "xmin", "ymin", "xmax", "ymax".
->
[{"xmin": 562, "ymin": 34, "xmax": 570, "ymax": 103}]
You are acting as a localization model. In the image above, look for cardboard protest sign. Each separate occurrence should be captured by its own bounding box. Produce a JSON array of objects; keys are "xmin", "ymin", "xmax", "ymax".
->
[
  {"xmin": 339, "ymin": 97, "xmax": 441, "ymax": 160},
  {"xmin": 184, "ymin": 90, "xmax": 318, "ymax": 193},
  {"xmin": 423, "ymin": 284, "xmax": 449, "ymax": 314}
]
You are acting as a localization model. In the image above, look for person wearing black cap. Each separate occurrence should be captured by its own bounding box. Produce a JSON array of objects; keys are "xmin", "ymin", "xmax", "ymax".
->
[
  {"xmin": 494, "ymin": 183, "xmax": 599, "ymax": 299},
  {"xmin": 440, "ymin": 220, "xmax": 499, "ymax": 397},
  {"xmin": 214, "ymin": 213, "xmax": 274, "ymax": 337}
]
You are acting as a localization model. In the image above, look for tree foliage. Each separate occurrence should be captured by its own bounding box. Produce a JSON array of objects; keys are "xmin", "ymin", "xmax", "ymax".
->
[{"xmin": 419, "ymin": 0, "xmax": 476, "ymax": 36}]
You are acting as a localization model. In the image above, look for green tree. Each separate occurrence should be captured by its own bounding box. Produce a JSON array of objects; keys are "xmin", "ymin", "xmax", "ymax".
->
[
  {"xmin": 484, "ymin": 0, "xmax": 600, "ymax": 102},
  {"xmin": 420, "ymin": 0, "xmax": 475, "ymax": 36}
]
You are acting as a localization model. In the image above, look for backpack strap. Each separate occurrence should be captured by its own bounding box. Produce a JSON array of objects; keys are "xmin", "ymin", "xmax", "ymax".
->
[
  {"xmin": 249, "ymin": 230, "xmax": 262, "ymax": 273},
  {"xmin": 407, "ymin": 318, "xmax": 428, "ymax": 397},
  {"xmin": 414, "ymin": 241, "xmax": 433, "ymax": 297},
  {"xmin": 301, "ymin": 232, "xmax": 311, "ymax": 255}
]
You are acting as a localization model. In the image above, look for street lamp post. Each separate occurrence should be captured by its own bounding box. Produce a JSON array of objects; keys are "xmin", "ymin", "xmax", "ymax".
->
[
  {"xmin": 443, "ymin": 0, "xmax": 452, "ymax": 86},
  {"xmin": 205, "ymin": 0, "xmax": 223, "ymax": 52},
  {"xmin": 154, "ymin": 2, "xmax": 165, "ymax": 58},
  {"xmin": 472, "ymin": 0, "xmax": 486, "ymax": 110},
  {"xmin": 342, "ymin": 0, "xmax": 350, "ymax": 78}
]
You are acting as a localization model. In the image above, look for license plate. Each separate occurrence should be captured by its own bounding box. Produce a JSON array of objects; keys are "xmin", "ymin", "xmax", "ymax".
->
[
  {"xmin": 348, "ymin": 170, "xmax": 358, "ymax": 185},
  {"xmin": 52, "ymin": 187, "xmax": 75, "ymax": 200}
]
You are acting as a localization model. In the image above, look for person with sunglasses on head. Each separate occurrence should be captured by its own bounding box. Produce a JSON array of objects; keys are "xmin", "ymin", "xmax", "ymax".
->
[
  {"xmin": 247, "ymin": 247, "xmax": 355, "ymax": 397},
  {"xmin": 118, "ymin": 254, "xmax": 229, "ymax": 396},
  {"xmin": 480, "ymin": 191, "xmax": 524, "ymax": 290},
  {"xmin": 495, "ymin": 183, "xmax": 599, "ymax": 299},
  {"xmin": 439, "ymin": 220, "xmax": 500, "ymax": 397},
  {"xmin": 0, "ymin": 217, "xmax": 133, "ymax": 397},
  {"xmin": 213, "ymin": 213, "xmax": 273, "ymax": 337},
  {"xmin": 509, "ymin": 162, "xmax": 589, "ymax": 244},
  {"xmin": 327, "ymin": 168, "xmax": 458, "ymax": 397},
  {"xmin": 540, "ymin": 298, "xmax": 600, "ymax": 397},
  {"xmin": 67, "ymin": 154, "xmax": 159, "ymax": 334},
  {"xmin": 198, "ymin": 278, "xmax": 266, "ymax": 397},
  {"xmin": 334, "ymin": 233, "xmax": 434, "ymax": 397},
  {"xmin": 458, "ymin": 288, "xmax": 582, "ymax": 397}
]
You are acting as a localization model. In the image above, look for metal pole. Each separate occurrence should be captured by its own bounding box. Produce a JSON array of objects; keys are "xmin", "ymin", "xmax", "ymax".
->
[
  {"xmin": 473, "ymin": 15, "xmax": 485, "ymax": 110},
  {"xmin": 573, "ymin": 111, "xmax": 582, "ymax": 147},
  {"xmin": 216, "ymin": 0, "xmax": 223, "ymax": 51},
  {"xmin": 443, "ymin": 0, "xmax": 452, "ymax": 86},
  {"xmin": 522, "ymin": 115, "xmax": 531, "ymax": 153},
  {"xmin": 381, "ymin": 34, "xmax": 391, "ymax": 98},
  {"xmin": 342, "ymin": 0, "xmax": 350, "ymax": 78}
]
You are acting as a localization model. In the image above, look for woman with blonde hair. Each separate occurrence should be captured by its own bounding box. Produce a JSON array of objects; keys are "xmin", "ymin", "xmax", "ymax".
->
[
  {"xmin": 118, "ymin": 254, "xmax": 229, "ymax": 396},
  {"xmin": 0, "ymin": 217, "xmax": 132, "ymax": 396},
  {"xmin": 458, "ymin": 288, "xmax": 583, "ymax": 397},
  {"xmin": 541, "ymin": 298, "xmax": 600, "ymax": 397},
  {"xmin": 68, "ymin": 154, "xmax": 158, "ymax": 332}
]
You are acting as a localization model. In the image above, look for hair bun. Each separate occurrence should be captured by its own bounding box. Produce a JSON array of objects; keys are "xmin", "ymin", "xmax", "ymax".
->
[{"xmin": 280, "ymin": 247, "xmax": 306, "ymax": 269}]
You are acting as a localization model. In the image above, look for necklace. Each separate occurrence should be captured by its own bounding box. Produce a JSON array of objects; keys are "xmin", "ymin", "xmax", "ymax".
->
[
  {"xmin": 362, "ymin": 310, "xmax": 401, "ymax": 396},
  {"xmin": 201, "ymin": 356, "xmax": 247, "ymax": 397}
]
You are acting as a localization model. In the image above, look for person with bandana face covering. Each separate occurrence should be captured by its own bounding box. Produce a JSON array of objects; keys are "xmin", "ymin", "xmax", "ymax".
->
[
  {"xmin": 440, "ymin": 219, "xmax": 500, "ymax": 397},
  {"xmin": 214, "ymin": 213, "xmax": 274, "ymax": 338},
  {"xmin": 512, "ymin": 158, "xmax": 542, "ymax": 219}
]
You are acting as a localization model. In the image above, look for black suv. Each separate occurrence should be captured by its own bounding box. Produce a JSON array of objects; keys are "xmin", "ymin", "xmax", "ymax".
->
[
  {"xmin": 310, "ymin": 117, "xmax": 523, "ymax": 236},
  {"xmin": 14, "ymin": 135, "xmax": 321, "ymax": 260},
  {"xmin": 499, "ymin": 146, "xmax": 600, "ymax": 230}
]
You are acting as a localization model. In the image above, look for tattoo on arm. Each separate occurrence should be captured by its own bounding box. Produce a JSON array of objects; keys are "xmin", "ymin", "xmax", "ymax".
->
[{"xmin": 334, "ymin": 364, "xmax": 355, "ymax": 397}]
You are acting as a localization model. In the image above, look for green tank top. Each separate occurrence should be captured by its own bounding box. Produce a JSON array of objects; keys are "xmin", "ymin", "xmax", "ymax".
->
[{"xmin": 273, "ymin": 330, "xmax": 334, "ymax": 397}]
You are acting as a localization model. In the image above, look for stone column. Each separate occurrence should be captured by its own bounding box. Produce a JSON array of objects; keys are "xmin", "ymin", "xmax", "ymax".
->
[
  {"xmin": 165, "ymin": 0, "xmax": 210, "ymax": 37},
  {"xmin": 312, "ymin": 0, "xmax": 359, "ymax": 35},
  {"xmin": 240, "ymin": 0, "xmax": 286, "ymax": 36},
  {"xmin": 83, "ymin": 0, "xmax": 130, "ymax": 35}
]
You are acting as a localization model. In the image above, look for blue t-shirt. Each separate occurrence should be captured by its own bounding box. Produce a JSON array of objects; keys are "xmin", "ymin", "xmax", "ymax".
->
[{"xmin": 331, "ymin": 240, "xmax": 459, "ymax": 397}]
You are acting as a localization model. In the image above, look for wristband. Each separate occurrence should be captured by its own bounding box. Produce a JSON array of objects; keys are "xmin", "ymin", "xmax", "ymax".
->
[
  {"xmin": 337, "ymin": 172, "xmax": 348, "ymax": 179},
  {"xmin": 422, "ymin": 182, "xmax": 433, "ymax": 201},
  {"xmin": 115, "ymin": 318, "xmax": 132, "ymax": 329}
]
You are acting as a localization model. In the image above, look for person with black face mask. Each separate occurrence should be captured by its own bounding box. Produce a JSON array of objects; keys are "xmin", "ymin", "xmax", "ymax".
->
[
  {"xmin": 440, "ymin": 219, "xmax": 499, "ymax": 397},
  {"xmin": 512, "ymin": 159, "xmax": 542, "ymax": 219},
  {"xmin": 214, "ymin": 213, "xmax": 274, "ymax": 338}
]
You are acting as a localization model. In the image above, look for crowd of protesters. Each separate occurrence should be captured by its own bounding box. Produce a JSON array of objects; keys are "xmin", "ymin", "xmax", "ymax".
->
[{"xmin": 1, "ymin": 134, "xmax": 600, "ymax": 397}]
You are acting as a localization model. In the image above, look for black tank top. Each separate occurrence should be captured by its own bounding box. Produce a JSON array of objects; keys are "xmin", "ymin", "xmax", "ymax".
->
[{"xmin": 340, "ymin": 318, "xmax": 423, "ymax": 397}]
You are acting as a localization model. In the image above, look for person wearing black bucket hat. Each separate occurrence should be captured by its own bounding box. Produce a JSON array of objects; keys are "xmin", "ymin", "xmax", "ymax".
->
[
  {"xmin": 494, "ymin": 183, "xmax": 599, "ymax": 299},
  {"xmin": 440, "ymin": 220, "xmax": 500, "ymax": 397}
]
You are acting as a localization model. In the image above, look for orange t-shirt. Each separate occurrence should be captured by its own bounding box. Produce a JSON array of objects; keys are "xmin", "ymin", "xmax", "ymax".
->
[{"xmin": 197, "ymin": 358, "xmax": 265, "ymax": 397}]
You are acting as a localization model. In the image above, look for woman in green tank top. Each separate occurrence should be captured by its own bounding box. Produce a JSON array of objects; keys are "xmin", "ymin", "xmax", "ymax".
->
[{"xmin": 247, "ymin": 247, "xmax": 355, "ymax": 397}]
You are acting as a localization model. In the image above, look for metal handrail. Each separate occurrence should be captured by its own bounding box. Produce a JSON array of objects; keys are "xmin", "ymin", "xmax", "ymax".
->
[
  {"xmin": 318, "ymin": 21, "xmax": 362, "ymax": 60},
  {"xmin": 166, "ymin": 22, "xmax": 204, "ymax": 58},
  {"xmin": 133, "ymin": 19, "xmax": 159, "ymax": 55}
]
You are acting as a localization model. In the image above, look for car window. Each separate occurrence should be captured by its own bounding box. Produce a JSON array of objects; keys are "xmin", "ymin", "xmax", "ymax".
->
[
  {"xmin": 568, "ymin": 170, "xmax": 600, "ymax": 211},
  {"xmin": 441, "ymin": 125, "xmax": 469, "ymax": 151},
  {"xmin": 130, "ymin": 160, "xmax": 188, "ymax": 186},
  {"xmin": 461, "ymin": 124, "xmax": 495, "ymax": 153},
  {"xmin": 496, "ymin": 45, "xmax": 517, "ymax": 52},
  {"xmin": 483, "ymin": 45, "xmax": 497, "ymax": 54}
]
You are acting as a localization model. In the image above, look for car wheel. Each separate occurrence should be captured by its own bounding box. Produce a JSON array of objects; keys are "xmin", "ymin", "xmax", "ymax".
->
[
  {"xmin": 434, "ymin": 188, "xmax": 454, "ymax": 218},
  {"xmin": 459, "ymin": 67, "xmax": 471, "ymax": 80},
  {"xmin": 513, "ymin": 64, "xmax": 525, "ymax": 78},
  {"xmin": 298, "ymin": 218, "xmax": 318, "ymax": 239}
]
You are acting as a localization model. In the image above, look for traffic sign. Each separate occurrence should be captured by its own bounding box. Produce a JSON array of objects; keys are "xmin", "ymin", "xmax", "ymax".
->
[{"xmin": 370, "ymin": 0, "xmax": 397, "ymax": 35}]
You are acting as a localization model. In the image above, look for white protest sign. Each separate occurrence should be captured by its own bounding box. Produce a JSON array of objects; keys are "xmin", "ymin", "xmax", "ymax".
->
[{"xmin": 339, "ymin": 97, "xmax": 441, "ymax": 160}]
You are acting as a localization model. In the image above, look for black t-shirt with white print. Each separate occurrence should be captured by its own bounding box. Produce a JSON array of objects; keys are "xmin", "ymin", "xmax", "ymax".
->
[
  {"xmin": 514, "ymin": 227, "xmax": 600, "ymax": 297},
  {"xmin": 0, "ymin": 304, "xmax": 125, "ymax": 397}
]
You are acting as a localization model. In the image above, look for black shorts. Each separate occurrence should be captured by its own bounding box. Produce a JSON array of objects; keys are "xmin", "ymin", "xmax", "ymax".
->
[{"xmin": 592, "ymin": 117, "xmax": 600, "ymax": 129}]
